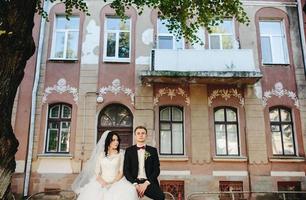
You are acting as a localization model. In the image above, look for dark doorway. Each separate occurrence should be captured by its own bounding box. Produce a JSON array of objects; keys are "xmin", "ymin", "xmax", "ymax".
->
[{"xmin": 98, "ymin": 104, "xmax": 133, "ymax": 149}]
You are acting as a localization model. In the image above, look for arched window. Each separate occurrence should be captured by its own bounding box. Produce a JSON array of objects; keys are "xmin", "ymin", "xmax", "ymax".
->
[
  {"xmin": 46, "ymin": 103, "xmax": 72, "ymax": 153},
  {"xmin": 159, "ymin": 106, "xmax": 184, "ymax": 155},
  {"xmin": 214, "ymin": 107, "xmax": 239, "ymax": 156},
  {"xmin": 98, "ymin": 104, "xmax": 133, "ymax": 149},
  {"xmin": 269, "ymin": 107, "xmax": 295, "ymax": 155}
]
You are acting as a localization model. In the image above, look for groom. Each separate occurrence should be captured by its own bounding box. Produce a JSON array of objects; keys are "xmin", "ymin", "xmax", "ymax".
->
[{"xmin": 124, "ymin": 126, "xmax": 165, "ymax": 200}]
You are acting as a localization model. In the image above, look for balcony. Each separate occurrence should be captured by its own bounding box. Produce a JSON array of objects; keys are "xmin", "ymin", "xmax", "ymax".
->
[{"xmin": 140, "ymin": 49, "xmax": 262, "ymax": 85}]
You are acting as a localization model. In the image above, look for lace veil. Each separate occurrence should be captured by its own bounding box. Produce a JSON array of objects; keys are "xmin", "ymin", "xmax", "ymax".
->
[{"xmin": 71, "ymin": 130, "xmax": 111, "ymax": 194}]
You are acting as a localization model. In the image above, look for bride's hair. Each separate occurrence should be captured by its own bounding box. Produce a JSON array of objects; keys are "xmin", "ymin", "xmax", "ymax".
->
[{"xmin": 104, "ymin": 132, "xmax": 121, "ymax": 156}]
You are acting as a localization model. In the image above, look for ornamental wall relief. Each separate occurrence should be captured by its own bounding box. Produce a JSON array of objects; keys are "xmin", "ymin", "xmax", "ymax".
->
[
  {"xmin": 208, "ymin": 88, "xmax": 244, "ymax": 107},
  {"xmin": 97, "ymin": 79, "xmax": 135, "ymax": 105},
  {"xmin": 42, "ymin": 78, "xmax": 79, "ymax": 104},
  {"xmin": 262, "ymin": 82, "xmax": 299, "ymax": 108},
  {"xmin": 154, "ymin": 87, "xmax": 190, "ymax": 106}
]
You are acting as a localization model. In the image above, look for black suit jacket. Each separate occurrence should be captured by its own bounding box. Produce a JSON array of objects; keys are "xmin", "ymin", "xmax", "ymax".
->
[{"xmin": 124, "ymin": 145, "xmax": 160, "ymax": 186}]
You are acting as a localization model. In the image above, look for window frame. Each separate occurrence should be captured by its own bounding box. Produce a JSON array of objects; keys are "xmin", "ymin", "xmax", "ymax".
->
[
  {"xmin": 208, "ymin": 19, "xmax": 235, "ymax": 50},
  {"xmin": 269, "ymin": 107, "xmax": 296, "ymax": 156},
  {"xmin": 259, "ymin": 20, "xmax": 289, "ymax": 65},
  {"xmin": 159, "ymin": 106, "xmax": 185, "ymax": 155},
  {"xmin": 45, "ymin": 103, "xmax": 72, "ymax": 154},
  {"xmin": 50, "ymin": 15, "xmax": 80, "ymax": 60},
  {"xmin": 214, "ymin": 106, "xmax": 240, "ymax": 156},
  {"xmin": 157, "ymin": 19, "xmax": 185, "ymax": 50},
  {"xmin": 103, "ymin": 16, "xmax": 132, "ymax": 62}
]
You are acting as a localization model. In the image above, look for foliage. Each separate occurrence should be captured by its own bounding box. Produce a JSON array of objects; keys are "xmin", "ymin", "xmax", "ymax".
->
[
  {"xmin": 36, "ymin": 0, "xmax": 249, "ymax": 44},
  {"xmin": 105, "ymin": 0, "xmax": 249, "ymax": 44},
  {"xmin": 36, "ymin": 0, "xmax": 90, "ymax": 20}
]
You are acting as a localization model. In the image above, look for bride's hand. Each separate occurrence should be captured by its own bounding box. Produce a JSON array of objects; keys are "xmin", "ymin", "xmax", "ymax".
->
[
  {"xmin": 96, "ymin": 177, "xmax": 108, "ymax": 187},
  {"xmin": 100, "ymin": 180, "xmax": 109, "ymax": 187}
]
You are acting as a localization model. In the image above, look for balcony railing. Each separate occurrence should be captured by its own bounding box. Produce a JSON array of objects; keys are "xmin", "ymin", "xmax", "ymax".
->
[
  {"xmin": 140, "ymin": 49, "xmax": 262, "ymax": 85},
  {"xmin": 151, "ymin": 49, "xmax": 259, "ymax": 72}
]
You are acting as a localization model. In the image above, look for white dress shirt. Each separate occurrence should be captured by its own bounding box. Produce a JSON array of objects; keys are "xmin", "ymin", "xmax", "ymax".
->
[{"xmin": 137, "ymin": 147, "xmax": 147, "ymax": 179}]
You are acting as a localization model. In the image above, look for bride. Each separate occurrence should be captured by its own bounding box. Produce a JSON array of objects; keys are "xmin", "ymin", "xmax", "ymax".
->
[{"xmin": 72, "ymin": 130, "xmax": 138, "ymax": 200}]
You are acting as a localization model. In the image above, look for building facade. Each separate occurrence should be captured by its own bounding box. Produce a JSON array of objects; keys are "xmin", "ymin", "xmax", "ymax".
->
[{"xmin": 11, "ymin": 0, "xmax": 306, "ymax": 199}]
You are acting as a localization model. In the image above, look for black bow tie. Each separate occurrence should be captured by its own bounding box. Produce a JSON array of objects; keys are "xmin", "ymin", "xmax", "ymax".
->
[{"xmin": 137, "ymin": 146, "xmax": 145, "ymax": 150}]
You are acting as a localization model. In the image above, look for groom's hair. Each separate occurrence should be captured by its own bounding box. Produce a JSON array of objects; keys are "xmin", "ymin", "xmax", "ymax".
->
[{"xmin": 134, "ymin": 125, "xmax": 147, "ymax": 134}]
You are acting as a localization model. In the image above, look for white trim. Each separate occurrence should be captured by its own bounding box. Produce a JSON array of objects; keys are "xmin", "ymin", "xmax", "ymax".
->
[
  {"xmin": 159, "ymin": 156, "xmax": 189, "ymax": 161},
  {"xmin": 213, "ymin": 156, "xmax": 247, "ymax": 162},
  {"xmin": 259, "ymin": 20, "xmax": 289, "ymax": 65},
  {"xmin": 297, "ymin": 0, "xmax": 306, "ymax": 73},
  {"xmin": 160, "ymin": 170, "xmax": 191, "ymax": 176},
  {"xmin": 213, "ymin": 171, "xmax": 248, "ymax": 176},
  {"xmin": 50, "ymin": 15, "xmax": 80, "ymax": 60},
  {"xmin": 157, "ymin": 19, "xmax": 185, "ymax": 50},
  {"xmin": 209, "ymin": 19, "xmax": 235, "ymax": 50},
  {"xmin": 103, "ymin": 17, "xmax": 131, "ymax": 62},
  {"xmin": 271, "ymin": 171, "xmax": 305, "ymax": 177}
]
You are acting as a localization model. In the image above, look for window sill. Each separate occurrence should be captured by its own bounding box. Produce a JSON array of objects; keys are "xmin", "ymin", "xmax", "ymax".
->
[
  {"xmin": 160, "ymin": 156, "xmax": 188, "ymax": 162},
  {"xmin": 48, "ymin": 58, "xmax": 79, "ymax": 63},
  {"xmin": 262, "ymin": 63, "xmax": 290, "ymax": 67},
  {"xmin": 37, "ymin": 153, "xmax": 73, "ymax": 159},
  {"xmin": 269, "ymin": 156, "xmax": 305, "ymax": 162},
  {"xmin": 213, "ymin": 156, "xmax": 247, "ymax": 162},
  {"xmin": 103, "ymin": 58, "xmax": 130, "ymax": 63}
]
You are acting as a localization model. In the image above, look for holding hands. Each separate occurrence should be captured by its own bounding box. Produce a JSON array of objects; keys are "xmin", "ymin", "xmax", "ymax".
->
[{"xmin": 135, "ymin": 181, "xmax": 150, "ymax": 198}]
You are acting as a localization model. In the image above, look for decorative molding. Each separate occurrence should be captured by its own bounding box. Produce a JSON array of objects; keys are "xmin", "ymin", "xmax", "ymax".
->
[
  {"xmin": 42, "ymin": 79, "xmax": 79, "ymax": 104},
  {"xmin": 153, "ymin": 87, "xmax": 190, "ymax": 106},
  {"xmin": 208, "ymin": 88, "xmax": 244, "ymax": 107},
  {"xmin": 262, "ymin": 82, "xmax": 299, "ymax": 108},
  {"xmin": 97, "ymin": 79, "xmax": 135, "ymax": 105}
]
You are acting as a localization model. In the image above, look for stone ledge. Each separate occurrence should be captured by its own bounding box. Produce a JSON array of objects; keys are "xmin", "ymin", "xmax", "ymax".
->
[
  {"xmin": 37, "ymin": 154, "xmax": 73, "ymax": 159},
  {"xmin": 269, "ymin": 156, "xmax": 305, "ymax": 162},
  {"xmin": 160, "ymin": 156, "xmax": 189, "ymax": 162},
  {"xmin": 213, "ymin": 156, "xmax": 248, "ymax": 162}
]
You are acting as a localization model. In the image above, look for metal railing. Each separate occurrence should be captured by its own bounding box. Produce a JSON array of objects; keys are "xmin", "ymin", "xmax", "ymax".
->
[
  {"xmin": 25, "ymin": 190, "xmax": 306, "ymax": 200},
  {"xmin": 164, "ymin": 191, "xmax": 176, "ymax": 200},
  {"xmin": 25, "ymin": 190, "xmax": 174, "ymax": 200},
  {"xmin": 187, "ymin": 191, "xmax": 306, "ymax": 200},
  {"xmin": 25, "ymin": 189, "xmax": 76, "ymax": 200}
]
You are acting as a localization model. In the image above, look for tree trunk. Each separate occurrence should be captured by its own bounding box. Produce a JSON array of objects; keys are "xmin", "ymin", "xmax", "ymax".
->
[{"xmin": 0, "ymin": 1, "xmax": 36, "ymax": 199}]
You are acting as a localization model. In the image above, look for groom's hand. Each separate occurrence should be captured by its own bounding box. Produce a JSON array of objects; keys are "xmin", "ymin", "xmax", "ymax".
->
[{"xmin": 137, "ymin": 182, "xmax": 150, "ymax": 197}]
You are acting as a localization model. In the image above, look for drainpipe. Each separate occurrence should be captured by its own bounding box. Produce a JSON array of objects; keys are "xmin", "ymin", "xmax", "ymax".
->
[
  {"xmin": 297, "ymin": 0, "xmax": 306, "ymax": 75},
  {"xmin": 23, "ymin": 1, "xmax": 48, "ymax": 197}
]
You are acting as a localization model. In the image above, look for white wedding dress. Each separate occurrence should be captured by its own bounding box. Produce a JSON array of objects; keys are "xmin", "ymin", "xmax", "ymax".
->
[{"xmin": 76, "ymin": 151, "xmax": 138, "ymax": 200}]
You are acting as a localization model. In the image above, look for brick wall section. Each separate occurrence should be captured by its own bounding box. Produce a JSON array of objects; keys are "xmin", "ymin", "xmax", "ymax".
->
[
  {"xmin": 134, "ymin": 86, "xmax": 155, "ymax": 145},
  {"xmin": 244, "ymin": 97, "xmax": 268, "ymax": 164},
  {"xmin": 299, "ymin": 100, "xmax": 306, "ymax": 157},
  {"xmin": 190, "ymin": 85, "xmax": 210, "ymax": 164}
]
